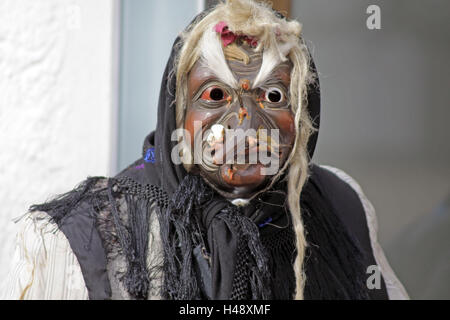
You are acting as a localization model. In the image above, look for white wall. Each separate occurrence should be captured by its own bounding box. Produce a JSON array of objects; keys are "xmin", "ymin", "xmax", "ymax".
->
[{"xmin": 0, "ymin": 0, "xmax": 116, "ymax": 279}]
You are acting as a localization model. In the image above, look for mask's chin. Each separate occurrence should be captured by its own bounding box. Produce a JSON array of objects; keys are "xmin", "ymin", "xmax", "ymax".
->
[
  {"xmin": 219, "ymin": 163, "xmax": 267, "ymax": 187},
  {"xmin": 196, "ymin": 162, "xmax": 281, "ymax": 202}
]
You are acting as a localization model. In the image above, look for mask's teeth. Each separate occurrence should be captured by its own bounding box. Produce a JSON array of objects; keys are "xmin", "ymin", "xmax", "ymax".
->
[
  {"xmin": 207, "ymin": 124, "xmax": 225, "ymax": 146},
  {"xmin": 211, "ymin": 124, "xmax": 225, "ymax": 139}
]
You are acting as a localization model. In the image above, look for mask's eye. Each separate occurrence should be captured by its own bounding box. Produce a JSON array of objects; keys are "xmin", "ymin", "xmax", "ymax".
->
[
  {"xmin": 201, "ymin": 86, "xmax": 229, "ymax": 102},
  {"xmin": 263, "ymin": 87, "xmax": 284, "ymax": 103}
]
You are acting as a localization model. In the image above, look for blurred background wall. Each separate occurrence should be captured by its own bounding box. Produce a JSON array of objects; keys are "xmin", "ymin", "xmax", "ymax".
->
[
  {"xmin": 0, "ymin": 0, "xmax": 448, "ymax": 299},
  {"xmin": 289, "ymin": 0, "xmax": 450, "ymax": 299}
]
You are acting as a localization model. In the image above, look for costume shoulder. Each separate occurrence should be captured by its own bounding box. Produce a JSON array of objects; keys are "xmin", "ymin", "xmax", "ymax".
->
[
  {"xmin": 309, "ymin": 165, "xmax": 373, "ymax": 251},
  {"xmin": 17, "ymin": 171, "xmax": 164, "ymax": 300},
  {"xmin": 310, "ymin": 164, "xmax": 409, "ymax": 300}
]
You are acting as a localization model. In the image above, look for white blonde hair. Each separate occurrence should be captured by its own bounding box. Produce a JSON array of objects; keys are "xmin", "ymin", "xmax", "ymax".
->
[{"xmin": 174, "ymin": 0, "xmax": 315, "ymax": 300}]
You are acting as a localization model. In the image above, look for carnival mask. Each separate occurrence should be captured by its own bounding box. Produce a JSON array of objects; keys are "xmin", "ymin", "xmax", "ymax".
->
[{"xmin": 184, "ymin": 32, "xmax": 296, "ymax": 200}]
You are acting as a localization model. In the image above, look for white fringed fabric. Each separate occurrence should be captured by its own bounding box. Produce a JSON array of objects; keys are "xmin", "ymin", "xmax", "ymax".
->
[{"xmin": 0, "ymin": 211, "xmax": 88, "ymax": 300}]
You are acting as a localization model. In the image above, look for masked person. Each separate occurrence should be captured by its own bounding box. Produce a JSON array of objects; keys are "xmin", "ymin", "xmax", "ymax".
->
[{"xmin": 2, "ymin": 0, "xmax": 408, "ymax": 300}]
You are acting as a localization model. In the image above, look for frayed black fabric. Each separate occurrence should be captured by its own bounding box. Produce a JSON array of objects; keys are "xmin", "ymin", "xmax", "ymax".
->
[
  {"xmin": 30, "ymin": 177, "xmax": 112, "ymax": 300},
  {"xmin": 107, "ymin": 179, "xmax": 152, "ymax": 299},
  {"xmin": 157, "ymin": 174, "xmax": 204, "ymax": 299},
  {"xmin": 30, "ymin": 177, "xmax": 105, "ymax": 225},
  {"xmin": 158, "ymin": 174, "xmax": 272, "ymax": 300}
]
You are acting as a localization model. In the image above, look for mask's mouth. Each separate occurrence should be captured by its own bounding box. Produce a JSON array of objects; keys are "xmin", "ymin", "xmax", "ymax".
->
[
  {"xmin": 219, "ymin": 162, "xmax": 266, "ymax": 187},
  {"xmin": 198, "ymin": 124, "xmax": 285, "ymax": 188}
]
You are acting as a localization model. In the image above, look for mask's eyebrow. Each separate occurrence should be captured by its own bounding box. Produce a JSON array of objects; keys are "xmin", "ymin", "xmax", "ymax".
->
[
  {"xmin": 253, "ymin": 62, "xmax": 292, "ymax": 89},
  {"xmin": 252, "ymin": 44, "xmax": 294, "ymax": 89},
  {"xmin": 252, "ymin": 50, "xmax": 279, "ymax": 88},
  {"xmin": 198, "ymin": 28, "xmax": 239, "ymax": 89}
]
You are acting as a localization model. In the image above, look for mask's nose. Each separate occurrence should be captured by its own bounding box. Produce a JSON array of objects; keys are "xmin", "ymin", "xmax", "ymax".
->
[
  {"xmin": 221, "ymin": 93, "xmax": 277, "ymax": 135},
  {"xmin": 221, "ymin": 94, "xmax": 262, "ymax": 131}
]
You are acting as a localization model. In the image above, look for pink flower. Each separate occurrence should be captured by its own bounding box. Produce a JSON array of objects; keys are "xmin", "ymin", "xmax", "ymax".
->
[
  {"xmin": 214, "ymin": 21, "xmax": 258, "ymax": 48},
  {"xmin": 214, "ymin": 21, "xmax": 228, "ymax": 33},
  {"xmin": 214, "ymin": 21, "xmax": 237, "ymax": 47}
]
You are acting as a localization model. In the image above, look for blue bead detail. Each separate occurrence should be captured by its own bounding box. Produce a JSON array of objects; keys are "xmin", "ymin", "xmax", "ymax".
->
[
  {"xmin": 258, "ymin": 217, "xmax": 273, "ymax": 228},
  {"xmin": 144, "ymin": 148, "xmax": 156, "ymax": 163}
]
